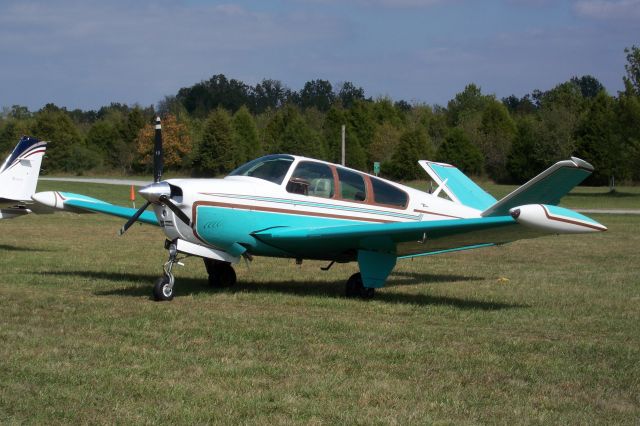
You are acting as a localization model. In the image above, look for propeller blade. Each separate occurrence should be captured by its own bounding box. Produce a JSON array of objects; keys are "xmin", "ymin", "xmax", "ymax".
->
[
  {"xmin": 159, "ymin": 195, "xmax": 191, "ymax": 227},
  {"xmin": 118, "ymin": 201, "xmax": 151, "ymax": 235},
  {"xmin": 153, "ymin": 116, "xmax": 163, "ymax": 183}
]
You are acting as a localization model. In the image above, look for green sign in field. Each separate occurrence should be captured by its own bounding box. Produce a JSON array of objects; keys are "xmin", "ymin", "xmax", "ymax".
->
[{"xmin": 373, "ymin": 162, "xmax": 380, "ymax": 176}]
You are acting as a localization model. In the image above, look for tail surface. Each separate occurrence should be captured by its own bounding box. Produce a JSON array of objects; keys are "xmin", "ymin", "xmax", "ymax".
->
[
  {"xmin": 482, "ymin": 157, "xmax": 593, "ymax": 217},
  {"xmin": 418, "ymin": 160, "xmax": 496, "ymax": 211},
  {"xmin": 0, "ymin": 136, "xmax": 48, "ymax": 202}
]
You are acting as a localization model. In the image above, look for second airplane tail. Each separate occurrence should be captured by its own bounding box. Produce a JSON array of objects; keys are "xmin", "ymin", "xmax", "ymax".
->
[{"xmin": 0, "ymin": 136, "xmax": 48, "ymax": 202}]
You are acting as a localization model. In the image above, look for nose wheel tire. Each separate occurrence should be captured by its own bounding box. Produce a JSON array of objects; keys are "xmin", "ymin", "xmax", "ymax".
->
[
  {"xmin": 345, "ymin": 272, "xmax": 375, "ymax": 300},
  {"xmin": 153, "ymin": 276, "xmax": 174, "ymax": 301}
]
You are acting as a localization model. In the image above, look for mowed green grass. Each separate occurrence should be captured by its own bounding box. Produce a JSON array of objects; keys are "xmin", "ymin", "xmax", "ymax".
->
[{"xmin": 0, "ymin": 182, "xmax": 639, "ymax": 423}]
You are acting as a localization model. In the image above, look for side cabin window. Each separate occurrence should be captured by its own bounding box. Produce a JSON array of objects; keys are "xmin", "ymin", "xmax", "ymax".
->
[
  {"xmin": 286, "ymin": 161, "xmax": 335, "ymax": 198},
  {"xmin": 337, "ymin": 168, "xmax": 366, "ymax": 202},
  {"xmin": 371, "ymin": 177, "xmax": 408, "ymax": 208}
]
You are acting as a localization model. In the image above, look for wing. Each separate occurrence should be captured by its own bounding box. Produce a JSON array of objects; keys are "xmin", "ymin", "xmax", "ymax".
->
[
  {"xmin": 31, "ymin": 191, "xmax": 159, "ymax": 226},
  {"xmin": 252, "ymin": 216, "xmax": 541, "ymax": 260}
]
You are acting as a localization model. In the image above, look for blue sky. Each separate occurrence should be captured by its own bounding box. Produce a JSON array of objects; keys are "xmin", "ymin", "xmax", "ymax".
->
[{"xmin": 0, "ymin": 0, "xmax": 637, "ymax": 111}]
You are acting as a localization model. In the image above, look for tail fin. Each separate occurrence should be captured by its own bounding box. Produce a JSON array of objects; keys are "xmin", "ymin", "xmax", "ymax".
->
[
  {"xmin": 0, "ymin": 136, "xmax": 48, "ymax": 202},
  {"xmin": 419, "ymin": 160, "xmax": 497, "ymax": 211},
  {"xmin": 482, "ymin": 157, "xmax": 593, "ymax": 217}
]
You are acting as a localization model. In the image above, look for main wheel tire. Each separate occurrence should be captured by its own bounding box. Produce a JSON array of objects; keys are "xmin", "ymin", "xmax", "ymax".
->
[
  {"xmin": 345, "ymin": 272, "xmax": 375, "ymax": 299},
  {"xmin": 153, "ymin": 276, "xmax": 174, "ymax": 301},
  {"xmin": 207, "ymin": 262, "xmax": 237, "ymax": 288}
]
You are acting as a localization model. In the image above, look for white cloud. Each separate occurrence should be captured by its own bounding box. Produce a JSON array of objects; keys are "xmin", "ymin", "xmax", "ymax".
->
[
  {"xmin": 574, "ymin": 0, "xmax": 640, "ymax": 20},
  {"xmin": 287, "ymin": 0, "xmax": 453, "ymax": 8}
]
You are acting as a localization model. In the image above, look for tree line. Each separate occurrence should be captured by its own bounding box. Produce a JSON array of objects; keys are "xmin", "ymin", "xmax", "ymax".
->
[{"xmin": 1, "ymin": 46, "xmax": 639, "ymax": 187}]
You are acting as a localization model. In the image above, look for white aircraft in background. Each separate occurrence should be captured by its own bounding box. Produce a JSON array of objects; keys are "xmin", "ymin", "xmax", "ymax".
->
[
  {"xmin": 0, "ymin": 137, "xmax": 48, "ymax": 219},
  {"xmin": 33, "ymin": 118, "xmax": 606, "ymax": 301}
]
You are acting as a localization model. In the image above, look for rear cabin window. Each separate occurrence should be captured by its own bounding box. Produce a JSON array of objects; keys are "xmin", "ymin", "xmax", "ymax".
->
[
  {"xmin": 371, "ymin": 177, "xmax": 408, "ymax": 208},
  {"xmin": 337, "ymin": 168, "xmax": 366, "ymax": 202},
  {"xmin": 286, "ymin": 161, "xmax": 335, "ymax": 198}
]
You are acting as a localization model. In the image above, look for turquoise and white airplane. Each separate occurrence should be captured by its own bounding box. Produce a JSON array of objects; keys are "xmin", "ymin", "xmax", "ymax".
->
[
  {"xmin": 0, "ymin": 136, "xmax": 48, "ymax": 219},
  {"xmin": 33, "ymin": 118, "xmax": 606, "ymax": 301}
]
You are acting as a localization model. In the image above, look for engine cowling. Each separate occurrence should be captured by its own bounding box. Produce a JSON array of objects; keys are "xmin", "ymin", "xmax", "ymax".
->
[{"xmin": 509, "ymin": 204, "xmax": 607, "ymax": 234}]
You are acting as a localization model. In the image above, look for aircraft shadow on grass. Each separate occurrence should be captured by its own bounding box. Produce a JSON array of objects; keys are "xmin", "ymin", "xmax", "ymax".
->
[
  {"xmin": 0, "ymin": 244, "xmax": 53, "ymax": 252},
  {"xmin": 46, "ymin": 270, "xmax": 525, "ymax": 311}
]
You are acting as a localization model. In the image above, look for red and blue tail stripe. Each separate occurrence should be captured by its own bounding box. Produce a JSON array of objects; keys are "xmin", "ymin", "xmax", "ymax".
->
[{"xmin": 0, "ymin": 136, "xmax": 47, "ymax": 173}]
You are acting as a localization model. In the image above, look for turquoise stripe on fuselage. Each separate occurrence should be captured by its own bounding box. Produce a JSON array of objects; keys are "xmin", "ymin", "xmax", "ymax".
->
[{"xmin": 195, "ymin": 204, "xmax": 378, "ymax": 257}]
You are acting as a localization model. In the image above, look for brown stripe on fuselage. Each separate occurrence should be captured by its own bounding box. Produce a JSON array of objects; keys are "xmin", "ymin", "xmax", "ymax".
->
[
  {"xmin": 541, "ymin": 204, "xmax": 607, "ymax": 231},
  {"xmin": 413, "ymin": 208, "xmax": 462, "ymax": 219},
  {"xmin": 192, "ymin": 200, "xmax": 397, "ymax": 224}
]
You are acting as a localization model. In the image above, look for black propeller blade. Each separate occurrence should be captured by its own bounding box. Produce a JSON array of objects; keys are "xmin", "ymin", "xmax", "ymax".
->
[
  {"xmin": 153, "ymin": 116, "xmax": 163, "ymax": 183},
  {"xmin": 159, "ymin": 195, "xmax": 191, "ymax": 226},
  {"xmin": 119, "ymin": 201, "xmax": 151, "ymax": 235}
]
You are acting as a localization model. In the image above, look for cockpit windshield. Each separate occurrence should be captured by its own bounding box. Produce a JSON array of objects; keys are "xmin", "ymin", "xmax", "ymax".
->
[{"xmin": 227, "ymin": 155, "xmax": 295, "ymax": 185}]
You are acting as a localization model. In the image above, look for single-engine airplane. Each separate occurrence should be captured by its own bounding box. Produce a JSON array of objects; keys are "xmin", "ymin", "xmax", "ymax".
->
[
  {"xmin": 0, "ymin": 136, "xmax": 48, "ymax": 219},
  {"xmin": 33, "ymin": 118, "xmax": 606, "ymax": 301}
]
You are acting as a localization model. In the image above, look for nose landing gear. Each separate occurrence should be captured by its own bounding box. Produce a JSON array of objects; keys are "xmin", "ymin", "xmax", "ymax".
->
[{"xmin": 153, "ymin": 241, "xmax": 182, "ymax": 301}]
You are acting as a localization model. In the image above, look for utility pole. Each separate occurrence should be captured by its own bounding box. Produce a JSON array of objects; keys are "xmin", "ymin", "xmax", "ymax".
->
[{"xmin": 341, "ymin": 124, "xmax": 346, "ymax": 166}]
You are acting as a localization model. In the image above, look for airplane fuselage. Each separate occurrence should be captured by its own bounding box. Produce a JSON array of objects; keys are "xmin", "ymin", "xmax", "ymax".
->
[{"xmin": 157, "ymin": 155, "xmax": 481, "ymax": 261}]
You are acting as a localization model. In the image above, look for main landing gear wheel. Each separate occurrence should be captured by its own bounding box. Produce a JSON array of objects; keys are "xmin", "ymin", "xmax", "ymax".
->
[
  {"xmin": 204, "ymin": 259, "xmax": 237, "ymax": 288},
  {"xmin": 153, "ymin": 275, "xmax": 174, "ymax": 301},
  {"xmin": 345, "ymin": 272, "xmax": 375, "ymax": 300}
]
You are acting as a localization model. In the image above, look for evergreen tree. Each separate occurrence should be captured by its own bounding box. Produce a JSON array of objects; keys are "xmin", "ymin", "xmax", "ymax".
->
[
  {"xmin": 575, "ymin": 91, "xmax": 622, "ymax": 187},
  {"xmin": 436, "ymin": 128, "xmax": 483, "ymax": 175},
  {"xmin": 507, "ymin": 116, "xmax": 544, "ymax": 183},
  {"xmin": 322, "ymin": 106, "xmax": 346, "ymax": 164},
  {"xmin": 616, "ymin": 82, "xmax": 640, "ymax": 181},
  {"xmin": 232, "ymin": 106, "xmax": 260, "ymax": 163},
  {"xmin": 478, "ymin": 100, "xmax": 516, "ymax": 182},
  {"xmin": 280, "ymin": 115, "xmax": 326, "ymax": 160},
  {"xmin": 262, "ymin": 105, "xmax": 298, "ymax": 154},
  {"xmin": 193, "ymin": 109, "xmax": 235, "ymax": 176},
  {"xmin": 386, "ymin": 128, "xmax": 433, "ymax": 180},
  {"xmin": 346, "ymin": 100, "xmax": 375, "ymax": 165}
]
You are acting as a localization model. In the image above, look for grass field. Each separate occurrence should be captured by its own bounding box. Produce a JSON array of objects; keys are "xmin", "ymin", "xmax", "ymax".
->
[{"xmin": 1, "ymin": 182, "xmax": 639, "ymax": 423}]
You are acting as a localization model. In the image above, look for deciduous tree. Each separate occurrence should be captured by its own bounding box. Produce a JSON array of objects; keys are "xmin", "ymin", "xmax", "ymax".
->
[{"xmin": 137, "ymin": 114, "xmax": 192, "ymax": 172}]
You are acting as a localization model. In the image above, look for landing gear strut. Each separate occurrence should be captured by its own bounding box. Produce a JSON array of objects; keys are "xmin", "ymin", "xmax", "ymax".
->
[
  {"xmin": 345, "ymin": 272, "xmax": 375, "ymax": 300},
  {"xmin": 204, "ymin": 258, "xmax": 236, "ymax": 288},
  {"xmin": 153, "ymin": 242, "xmax": 180, "ymax": 301}
]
